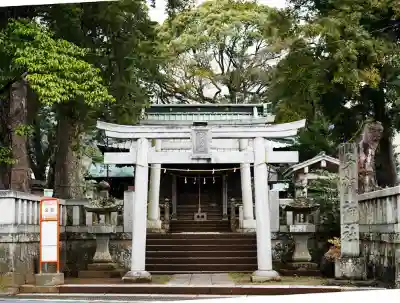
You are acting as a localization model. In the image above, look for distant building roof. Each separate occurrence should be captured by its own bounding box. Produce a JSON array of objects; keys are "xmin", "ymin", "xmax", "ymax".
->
[
  {"xmin": 86, "ymin": 164, "xmax": 134, "ymax": 178},
  {"xmin": 283, "ymin": 152, "xmax": 339, "ymax": 177}
]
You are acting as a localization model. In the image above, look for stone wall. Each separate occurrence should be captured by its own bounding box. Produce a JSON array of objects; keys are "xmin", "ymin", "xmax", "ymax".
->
[
  {"xmin": 0, "ymin": 190, "xmax": 67, "ymax": 290},
  {"xmin": 4, "ymin": 187, "xmax": 398, "ymax": 287},
  {"xmin": 358, "ymin": 186, "xmax": 400, "ymax": 286}
]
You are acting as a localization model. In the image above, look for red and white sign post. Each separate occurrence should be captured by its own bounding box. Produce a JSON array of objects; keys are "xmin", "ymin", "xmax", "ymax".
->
[{"xmin": 39, "ymin": 198, "xmax": 60, "ymax": 273}]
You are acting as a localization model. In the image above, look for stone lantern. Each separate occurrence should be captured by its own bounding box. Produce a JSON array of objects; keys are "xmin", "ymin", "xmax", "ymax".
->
[
  {"xmin": 79, "ymin": 180, "xmax": 123, "ymax": 278},
  {"xmin": 283, "ymin": 197, "xmax": 319, "ymax": 270}
]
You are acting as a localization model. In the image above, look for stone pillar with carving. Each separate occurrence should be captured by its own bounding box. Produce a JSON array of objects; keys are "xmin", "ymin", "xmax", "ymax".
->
[{"xmin": 337, "ymin": 143, "xmax": 366, "ymax": 280}]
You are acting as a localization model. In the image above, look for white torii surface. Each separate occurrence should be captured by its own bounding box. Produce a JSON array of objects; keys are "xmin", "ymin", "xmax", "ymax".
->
[
  {"xmin": 97, "ymin": 119, "xmax": 306, "ymax": 139},
  {"xmin": 97, "ymin": 119, "xmax": 305, "ymax": 165}
]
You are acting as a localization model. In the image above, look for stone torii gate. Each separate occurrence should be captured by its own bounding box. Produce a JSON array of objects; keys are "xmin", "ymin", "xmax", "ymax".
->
[{"xmin": 97, "ymin": 119, "xmax": 306, "ymax": 282}]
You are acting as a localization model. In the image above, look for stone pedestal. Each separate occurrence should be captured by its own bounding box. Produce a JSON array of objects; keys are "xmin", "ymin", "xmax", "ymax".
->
[
  {"xmin": 242, "ymin": 219, "xmax": 256, "ymax": 230},
  {"xmin": 79, "ymin": 225, "xmax": 123, "ymax": 278},
  {"xmin": 147, "ymin": 219, "xmax": 163, "ymax": 232},
  {"xmin": 292, "ymin": 234, "xmax": 312, "ymax": 262},
  {"xmin": 289, "ymin": 224, "xmax": 315, "ymax": 263},
  {"xmin": 251, "ymin": 270, "xmax": 281, "ymax": 282},
  {"xmin": 35, "ymin": 273, "xmax": 64, "ymax": 286},
  {"xmin": 335, "ymin": 257, "xmax": 367, "ymax": 280}
]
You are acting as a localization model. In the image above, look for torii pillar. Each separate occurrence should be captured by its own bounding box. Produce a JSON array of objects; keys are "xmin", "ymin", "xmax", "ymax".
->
[
  {"xmin": 251, "ymin": 137, "xmax": 280, "ymax": 282},
  {"xmin": 122, "ymin": 138, "xmax": 152, "ymax": 282}
]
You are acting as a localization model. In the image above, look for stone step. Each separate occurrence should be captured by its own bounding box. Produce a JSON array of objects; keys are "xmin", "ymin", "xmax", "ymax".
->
[
  {"xmin": 170, "ymin": 229, "xmax": 231, "ymax": 233},
  {"xmin": 171, "ymin": 220, "xmax": 228, "ymax": 225},
  {"xmin": 177, "ymin": 210, "xmax": 220, "ymax": 214},
  {"xmin": 146, "ymin": 250, "xmax": 257, "ymax": 258},
  {"xmin": 177, "ymin": 205, "xmax": 221, "ymax": 208},
  {"xmin": 176, "ymin": 216, "xmax": 223, "ymax": 220},
  {"xmin": 170, "ymin": 227, "xmax": 231, "ymax": 232},
  {"xmin": 146, "ymin": 244, "xmax": 254, "ymax": 251},
  {"xmin": 146, "ymin": 238, "xmax": 256, "ymax": 245},
  {"xmin": 145, "ymin": 263, "xmax": 256, "ymax": 272},
  {"xmin": 146, "ymin": 257, "xmax": 257, "ymax": 265},
  {"xmin": 176, "ymin": 211, "xmax": 222, "ymax": 214},
  {"xmin": 147, "ymin": 233, "xmax": 256, "ymax": 239}
]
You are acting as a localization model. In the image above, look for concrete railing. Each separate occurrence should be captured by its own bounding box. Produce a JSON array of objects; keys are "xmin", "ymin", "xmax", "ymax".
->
[
  {"xmin": 358, "ymin": 186, "xmax": 400, "ymax": 287},
  {"xmin": 231, "ymin": 195, "xmax": 294, "ymax": 233},
  {"xmin": 0, "ymin": 190, "xmax": 126, "ymax": 232},
  {"xmin": 359, "ymin": 186, "xmax": 400, "ymax": 227},
  {"xmin": 0, "ymin": 190, "xmax": 67, "ymax": 229}
]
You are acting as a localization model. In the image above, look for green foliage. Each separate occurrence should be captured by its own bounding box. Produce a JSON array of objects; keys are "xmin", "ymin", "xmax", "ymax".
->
[
  {"xmin": 0, "ymin": 147, "xmax": 15, "ymax": 165},
  {"xmin": 14, "ymin": 124, "xmax": 33, "ymax": 137},
  {"xmin": 269, "ymin": 0, "xmax": 400, "ymax": 184},
  {"xmin": 157, "ymin": 0, "xmax": 293, "ymax": 103},
  {"xmin": 40, "ymin": 0, "xmax": 160, "ymax": 124},
  {"xmin": 0, "ymin": 19, "xmax": 114, "ymax": 106},
  {"xmin": 307, "ymin": 169, "xmax": 340, "ymax": 235}
]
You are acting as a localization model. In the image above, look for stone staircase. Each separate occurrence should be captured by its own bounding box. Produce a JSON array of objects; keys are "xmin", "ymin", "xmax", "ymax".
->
[
  {"xmin": 145, "ymin": 233, "xmax": 257, "ymax": 273},
  {"xmin": 171, "ymin": 192, "xmax": 230, "ymax": 232},
  {"xmin": 144, "ymin": 191, "xmax": 257, "ymax": 274}
]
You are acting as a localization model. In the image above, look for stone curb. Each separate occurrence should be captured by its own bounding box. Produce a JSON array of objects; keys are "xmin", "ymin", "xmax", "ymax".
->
[{"xmin": 52, "ymin": 284, "xmax": 383, "ymax": 296}]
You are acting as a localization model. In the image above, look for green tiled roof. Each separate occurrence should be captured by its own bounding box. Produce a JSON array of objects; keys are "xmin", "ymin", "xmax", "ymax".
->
[
  {"xmin": 87, "ymin": 163, "xmax": 134, "ymax": 178},
  {"xmin": 142, "ymin": 103, "xmax": 274, "ymax": 124}
]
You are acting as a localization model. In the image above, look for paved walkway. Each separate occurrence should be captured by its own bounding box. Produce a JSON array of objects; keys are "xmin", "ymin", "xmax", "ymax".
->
[{"xmin": 167, "ymin": 274, "xmax": 234, "ymax": 286}]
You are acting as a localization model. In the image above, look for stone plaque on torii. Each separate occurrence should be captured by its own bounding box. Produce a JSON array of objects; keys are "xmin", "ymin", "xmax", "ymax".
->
[{"xmin": 96, "ymin": 119, "xmax": 306, "ymax": 283}]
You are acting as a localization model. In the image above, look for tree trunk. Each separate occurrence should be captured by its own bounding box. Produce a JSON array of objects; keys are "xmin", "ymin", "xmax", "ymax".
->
[
  {"xmin": 27, "ymin": 88, "xmax": 54, "ymax": 182},
  {"xmin": 372, "ymin": 84, "xmax": 397, "ymax": 187},
  {"xmin": 0, "ymin": 95, "xmax": 11, "ymax": 190},
  {"xmin": 375, "ymin": 126, "xmax": 397, "ymax": 187},
  {"xmin": 53, "ymin": 106, "xmax": 84, "ymax": 199},
  {"xmin": 9, "ymin": 79, "xmax": 31, "ymax": 192}
]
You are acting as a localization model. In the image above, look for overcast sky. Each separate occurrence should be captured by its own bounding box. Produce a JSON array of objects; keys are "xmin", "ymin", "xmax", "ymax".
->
[{"xmin": 148, "ymin": 0, "xmax": 287, "ymax": 23}]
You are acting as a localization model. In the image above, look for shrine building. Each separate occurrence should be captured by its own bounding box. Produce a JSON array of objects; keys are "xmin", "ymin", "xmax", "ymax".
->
[{"xmin": 95, "ymin": 103, "xmax": 305, "ymax": 282}]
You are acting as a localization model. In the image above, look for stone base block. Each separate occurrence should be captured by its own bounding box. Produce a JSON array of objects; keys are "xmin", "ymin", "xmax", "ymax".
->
[
  {"xmin": 0, "ymin": 272, "xmax": 25, "ymax": 287},
  {"xmin": 79, "ymin": 269, "xmax": 125, "ymax": 279},
  {"xmin": 122, "ymin": 270, "xmax": 151, "ymax": 283},
  {"xmin": 35, "ymin": 273, "xmax": 64, "ymax": 286},
  {"xmin": 87, "ymin": 262, "xmax": 118, "ymax": 271},
  {"xmin": 335, "ymin": 257, "xmax": 367, "ymax": 280},
  {"xmin": 288, "ymin": 262, "xmax": 318, "ymax": 270},
  {"xmin": 20, "ymin": 285, "xmax": 59, "ymax": 294},
  {"xmin": 242, "ymin": 219, "xmax": 256, "ymax": 230},
  {"xmin": 326, "ymin": 279, "xmax": 379, "ymax": 287},
  {"xmin": 0, "ymin": 287, "xmax": 19, "ymax": 295},
  {"xmin": 147, "ymin": 219, "xmax": 162, "ymax": 230},
  {"xmin": 251, "ymin": 270, "xmax": 281, "ymax": 282}
]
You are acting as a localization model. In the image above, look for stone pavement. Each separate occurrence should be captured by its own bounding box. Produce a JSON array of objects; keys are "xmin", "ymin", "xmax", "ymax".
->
[{"xmin": 167, "ymin": 274, "xmax": 235, "ymax": 286}]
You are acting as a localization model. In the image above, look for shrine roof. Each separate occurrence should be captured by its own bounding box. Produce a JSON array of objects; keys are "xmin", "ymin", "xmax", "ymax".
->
[
  {"xmin": 283, "ymin": 152, "xmax": 339, "ymax": 177},
  {"xmin": 141, "ymin": 103, "xmax": 275, "ymax": 125}
]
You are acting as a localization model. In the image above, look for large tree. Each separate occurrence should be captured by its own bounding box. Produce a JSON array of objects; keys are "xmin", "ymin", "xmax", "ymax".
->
[
  {"xmin": 0, "ymin": 19, "xmax": 113, "ymax": 192},
  {"xmin": 156, "ymin": 0, "xmax": 293, "ymax": 104},
  {"xmin": 269, "ymin": 0, "xmax": 400, "ymax": 186}
]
